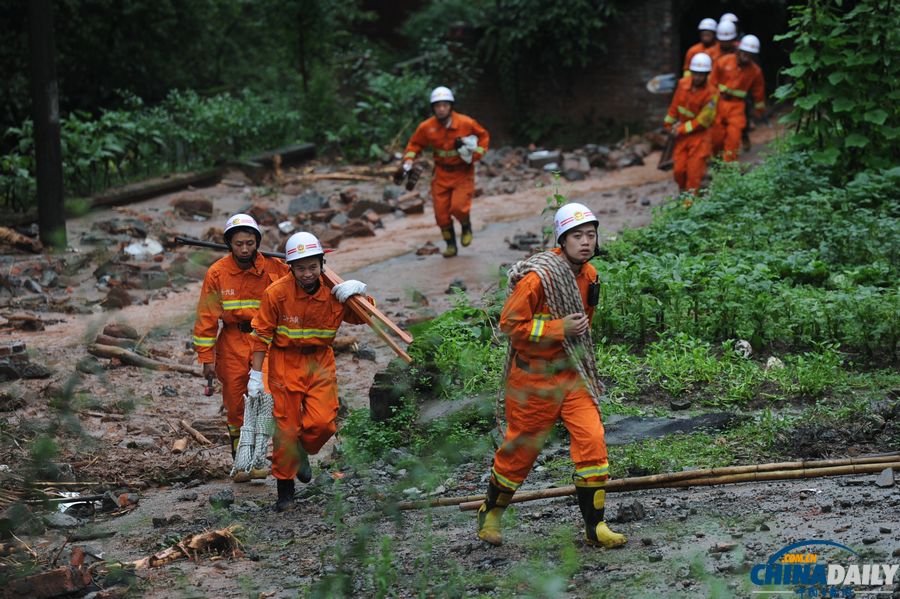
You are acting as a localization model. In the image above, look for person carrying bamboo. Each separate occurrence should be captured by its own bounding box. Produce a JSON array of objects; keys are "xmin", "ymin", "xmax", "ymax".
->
[
  {"xmin": 476, "ymin": 203, "xmax": 626, "ymax": 549},
  {"xmin": 192, "ymin": 213, "xmax": 289, "ymax": 480},
  {"xmin": 249, "ymin": 231, "xmax": 374, "ymax": 511},
  {"xmin": 397, "ymin": 86, "xmax": 490, "ymax": 258}
]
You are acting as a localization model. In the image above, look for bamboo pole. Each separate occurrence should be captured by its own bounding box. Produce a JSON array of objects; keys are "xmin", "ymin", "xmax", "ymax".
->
[
  {"xmin": 457, "ymin": 460, "xmax": 899, "ymax": 512},
  {"xmin": 395, "ymin": 454, "xmax": 900, "ymax": 511}
]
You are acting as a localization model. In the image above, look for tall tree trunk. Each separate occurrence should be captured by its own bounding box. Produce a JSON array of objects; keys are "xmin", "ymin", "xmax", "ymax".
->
[{"xmin": 28, "ymin": 0, "xmax": 67, "ymax": 249}]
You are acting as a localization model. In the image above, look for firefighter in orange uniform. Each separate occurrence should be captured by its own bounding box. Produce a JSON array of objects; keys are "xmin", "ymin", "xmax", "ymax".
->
[
  {"xmin": 249, "ymin": 231, "xmax": 373, "ymax": 511},
  {"xmin": 477, "ymin": 203, "xmax": 626, "ymax": 549},
  {"xmin": 710, "ymin": 35, "xmax": 765, "ymax": 162},
  {"xmin": 399, "ymin": 86, "xmax": 490, "ymax": 258},
  {"xmin": 193, "ymin": 213, "xmax": 289, "ymax": 477},
  {"xmin": 683, "ymin": 18, "xmax": 720, "ymax": 77},
  {"xmin": 664, "ymin": 53, "xmax": 719, "ymax": 194}
]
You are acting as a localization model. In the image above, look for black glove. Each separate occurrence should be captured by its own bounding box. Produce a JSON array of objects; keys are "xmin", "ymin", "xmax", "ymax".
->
[
  {"xmin": 454, "ymin": 137, "xmax": 464, "ymax": 150},
  {"xmin": 392, "ymin": 166, "xmax": 406, "ymax": 186},
  {"xmin": 405, "ymin": 164, "xmax": 421, "ymax": 191}
]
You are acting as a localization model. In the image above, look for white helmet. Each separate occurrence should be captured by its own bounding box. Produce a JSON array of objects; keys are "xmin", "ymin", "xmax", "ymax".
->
[
  {"xmin": 716, "ymin": 20, "xmax": 737, "ymax": 41},
  {"xmin": 720, "ymin": 12, "xmax": 739, "ymax": 24},
  {"xmin": 738, "ymin": 34, "xmax": 761, "ymax": 54},
  {"xmin": 429, "ymin": 86, "xmax": 455, "ymax": 104},
  {"xmin": 554, "ymin": 202, "xmax": 599, "ymax": 244},
  {"xmin": 689, "ymin": 52, "xmax": 713, "ymax": 73},
  {"xmin": 698, "ymin": 18, "xmax": 717, "ymax": 32},
  {"xmin": 224, "ymin": 213, "xmax": 261, "ymax": 244},
  {"xmin": 284, "ymin": 231, "xmax": 324, "ymax": 263}
]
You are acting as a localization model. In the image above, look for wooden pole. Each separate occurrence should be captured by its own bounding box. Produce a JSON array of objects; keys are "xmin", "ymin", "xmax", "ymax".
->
[
  {"xmin": 28, "ymin": 0, "xmax": 67, "ymax": 249},
  {"xmin": 180, "ymin": 420, "xmax": 212, "ymax": 446},
  {"xmin": 456, "ymin": 459, "xmax": 900, "ymax": 511}
]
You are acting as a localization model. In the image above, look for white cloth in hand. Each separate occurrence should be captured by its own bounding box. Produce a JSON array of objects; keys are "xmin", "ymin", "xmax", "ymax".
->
[
  {"xmin": 456, "ymin": 135, "xmax": 479, "ymax": 164},
  {"xmin": 247, "ymin": 369, "xmax": 264, "ymax": 397},
  {"xmin": 332, "ymin": 280, "xmax": 367, "ymax": 303}
]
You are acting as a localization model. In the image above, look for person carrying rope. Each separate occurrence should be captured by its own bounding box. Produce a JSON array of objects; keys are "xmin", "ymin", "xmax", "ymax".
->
[{"xmin": 476, "ymin": 202, "xmax": 626, "ymax": 549}]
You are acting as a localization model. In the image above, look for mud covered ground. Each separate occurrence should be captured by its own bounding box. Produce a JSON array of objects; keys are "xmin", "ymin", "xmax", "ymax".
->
[{"xmin": 11, "ymin": 125, "xmax": 899, "ymax": 598}]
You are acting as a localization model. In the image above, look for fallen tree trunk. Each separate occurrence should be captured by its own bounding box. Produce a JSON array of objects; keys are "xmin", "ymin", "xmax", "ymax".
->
[
  {"xmin": 88, "ymin": 343, "xmax": 200, "ymax": 376},
  {"xmin": 129, "ymin": 525, "xmax": 243, "ymax": 569},
  {"xmin": 457, "ymin": 459, "xmax": 900, "ymax": 512},
  {"xmin": 0, "ymin": 226, "xmax": 43, "ymax": 253},
  {"xmin": 94, "ymin": 333, "xmax": 135, "ymax": 349}
]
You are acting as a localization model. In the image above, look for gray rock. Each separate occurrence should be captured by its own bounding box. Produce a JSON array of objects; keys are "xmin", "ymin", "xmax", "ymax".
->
[
  {"xmin": 614, "ymin": 500, "xmax": 647, "ymax": 523},
  {"xmin": 289, "ymin": 191, "xmax": 328, "ymax": 214},
  {"xmin": 119, "ymin": 436, "xmax": 157, "ymax": 450},
  {"xmin": 648, "ymin": 553, "xmax": 663, "ymax": 562},
  {"xmin": 353, "ymin": 347, "xmax": 377, "ymax": 362},
  {"xmin": 445, "ymin": 278, "xmax": 467, "ymax": 294},
  {"xmin": 875, "ymin": 468, "xmax": 895, "ymax": 488},
  {"xmin": 44, "ymin": 512, "xmax": 81, "ymax": 529},
  {"xmin": 76, "ymin": 356, "xmax": 104, "ymax": 375},
  {"xmin": 209, "ymin": 488, "xmax": 235, "ymax": 509},
  {"xmin": 382, "ymin": 186, "xmax": 404, "ymax": 202},
  {"xmin": 527, "ymin": 150, "xmax": 562, "ymax": 169},
  {"xmin": 879, "ymin": 526, "xmax": 891, "ymax": 534},
  {"xmin": 349, "ymin": 199, "xmax": 393, "ymax": 218},
  {"xmin": 0, "ymin": 504, "xmax": 45, "ymax": 536},
  {"xmin": 160, "ymin": 385, "xmax": 178, "ymax": 397},
  {"xmin": 862, "ymin": 537, "xmax": 878, "ymax": 545},
  {"xmin": 313, "ymin": 471, "xmax": 334, "ymax": 487}
]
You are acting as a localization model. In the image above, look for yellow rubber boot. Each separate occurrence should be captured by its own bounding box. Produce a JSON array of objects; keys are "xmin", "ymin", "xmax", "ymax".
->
[
  {"xmin": 574, "ymin": 480, "xmax": 627, "ymax": 548},
  {"xmin": 441, "ymin": 226, "xmax": 458, "ymax": 258},
  {"xmin": 477, "ymin": 480, "xmax": 514, "ymax": 546},
  {"xmin": 460, "ymin": 221, "xmax": 473, "ymax": 247}
]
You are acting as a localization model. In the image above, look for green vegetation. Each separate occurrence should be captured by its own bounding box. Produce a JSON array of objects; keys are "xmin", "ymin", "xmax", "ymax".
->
[{"xmin": 774, "ymin": 0, "xmax": 900, "ymax": 177}]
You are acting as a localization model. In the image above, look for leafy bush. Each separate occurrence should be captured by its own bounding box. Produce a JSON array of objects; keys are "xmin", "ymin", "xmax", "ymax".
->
[
  {"xmin": 1, "ymin": 88, "xmax": 305, "ymax": 208},
  {"xmin": 774, "ymin": 0, "xmax": 900, "ymax": 178},
  {"xmin": 592, "ymin": 149, "xmax": 900, "ymax": 360}
]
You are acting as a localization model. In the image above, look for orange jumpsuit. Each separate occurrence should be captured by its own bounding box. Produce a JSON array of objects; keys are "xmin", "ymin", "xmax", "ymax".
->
[
  {"xmin": 664, "ymin": 77, "xmax": 718, "ymax": 194},
  {"xmin": 250, "ymin": 275, "xmax": 371, "ymax": 481},
  {"xmin": 403, "ymin": 113, "xmax": 490, "ymax": 229},
  {"xmin": 709, "ymin": 53, "xmax": 765, "ymax": 162},
  {"xmin": 490, "ymin": 249, "xmax": 608, "ymax": 492},
  {"xmin": 193, "ymin": 254, "xmax": 289, "ymax": 447},
  {"xmin": 683, "ymin": 42, "xmax": 721, "ymax": 77}
]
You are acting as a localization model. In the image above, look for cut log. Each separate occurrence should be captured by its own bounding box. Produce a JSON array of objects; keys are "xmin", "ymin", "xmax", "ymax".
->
[
  {"xmin": 0, "ymin": 226, "xmax": 43, "ymax": 253},
  {"xmin": 180, "ymin": 420, "xmax": 212, "ymax": 446},
  {"xmin": 87, "ymin": 344, "xmax": 200, "ymax": 376},
  {"xmin": 171, "ymin": 437, "xmax": 189, "ymax": 453},
  {"xmin": 94, "ymin": 334, "xmax": 135, "ymax": 349}
]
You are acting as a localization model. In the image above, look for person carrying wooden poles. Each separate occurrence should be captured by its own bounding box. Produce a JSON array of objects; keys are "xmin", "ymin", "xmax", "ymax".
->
[
  {"xmin": 396, "ymin": 86, "xmax": 490, "ymax": 258},
  {"xmin": 476, "ymin": 203, "xmax": 626, "ymax": 548},
  {"xmin": 192, "ymin": 213, "xmax": 289, "ymax": 481},
  {"xmin": 248, "ymin": 231, "xmax": 375, "ymax": 512}
]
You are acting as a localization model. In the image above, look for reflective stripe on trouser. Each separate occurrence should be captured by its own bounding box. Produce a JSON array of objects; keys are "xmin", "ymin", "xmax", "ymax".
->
[
  {"xmin": 491, "ymin": 362, "xmax": 609, "ymax": 490},
  {"xmin": 268, "ymin": 346, "xmax": 339, "ymax": 480},
  {"xmin": 214, "ymin": 327, "xmax": 273, "ymax": 430},
  {"xmin": 431, "ymin": 171, "xmax": 474, "ymax": 229},
  {"xmin": 710, "ymin": 100, "xmax": 747, "ymax": 163},
  {"xmin": 673, "ymin": 133, "xmax": 712, "ymax": 193}
]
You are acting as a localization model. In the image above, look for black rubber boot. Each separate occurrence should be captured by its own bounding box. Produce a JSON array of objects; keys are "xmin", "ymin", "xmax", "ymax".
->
[
  {"xmin": 574, "ymin": 480, "xmax": 626, "ymax": 548},
  {"xmin": 476, "ymin": 479, "xmax": 514, "ymax": 546},
  {"xmin": 275, "ymin": 479, "xmax": 295, "ymax": 512},
  {"xmin": 441, "ymin": 226, "xmax": 457, "ymax": 258},
  {"xmin": 460, "ymin": 220, "xmax": 473, "ymax": 247},
  {"xmin": 296, "ymin": 445, "xmax": 312, "ymax": 484}
]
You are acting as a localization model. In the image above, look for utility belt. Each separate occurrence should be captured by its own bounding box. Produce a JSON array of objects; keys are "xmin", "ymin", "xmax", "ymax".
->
[
  {"xmin": 515, "ymin": 354, "xmax": 571, "ymax": 375},
  {"xmin": 720, "ymin": 92, "xmax": 746, "ymax": 102},
  {"xmin": 435, "ymin": 162, "xmax": 472, "ymax": 172},
  {"xmin": 272, "ymin": 345, "xmax": 324, "ymax": 355},
  {"xmin": 225, "ymin": 321, "xmax": 253, "ymax": 333}
]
